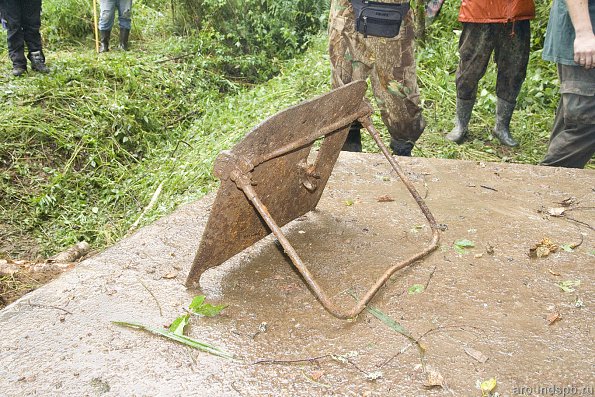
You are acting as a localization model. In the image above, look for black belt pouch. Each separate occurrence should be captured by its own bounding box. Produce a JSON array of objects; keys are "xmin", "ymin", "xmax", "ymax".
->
[{"xmin": 351, "ymin": 0, "xmax": 410, "ymax": 38}]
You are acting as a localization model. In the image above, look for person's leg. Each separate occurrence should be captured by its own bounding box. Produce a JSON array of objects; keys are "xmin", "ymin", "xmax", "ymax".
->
[
  {"xmin": 542, "ymin": 64, "xmax": 595, "ymax": 168},
  {"xmin": 328, "ymin": 0, "xmax": 371, "ymax": 152},
  {"xmin": 369, "ymin": 12, "xmax": 424, "ymax": 156},
  {"xmin": 447, "ymin": 23, "xmax": 495, "ymax": 143},
  {"xmin": 2, "ymin": 0, "xmax": 27, "ymax": 75},
  {"xmin": 99, "ymin": 0, "xmax": 117, "ymax": 52},
  {"xmin": 117, "ymin": 0, "xmax": 132, "ymax": 50},
  {"xmin": 492, "ymin": 20, "xmax": 531, "ymax": 146},
  {"xmin": 22, "ymin": 0, "xmax": 48, "ymax": 73}
]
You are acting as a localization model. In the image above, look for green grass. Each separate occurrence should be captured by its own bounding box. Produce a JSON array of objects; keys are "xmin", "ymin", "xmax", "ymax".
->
[{"xmin": 0, "ymin": 3, "xmax": 590, "ymax": 261}]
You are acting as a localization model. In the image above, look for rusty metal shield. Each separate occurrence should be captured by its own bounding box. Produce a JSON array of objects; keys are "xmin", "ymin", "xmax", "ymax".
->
[
  {"xmin": 186, "ymin": 81, "xmax": 371, "ymax": 284},
  {"xmin": 186, "ymin": 80, "xmax": 440, "ymax": 319}
]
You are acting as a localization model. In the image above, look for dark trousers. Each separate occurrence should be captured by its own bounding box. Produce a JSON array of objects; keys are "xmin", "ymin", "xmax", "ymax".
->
[
  {"xmin": 0, "ymin": 0, "xmax": 43, "ymax": 67},
  {"xmin": 541, "ymin": 64, "xmax": 595, "ymax": 169},
  {"xmin": 456, "ymin": 21, "xmax": 531, "ymax": 104}
]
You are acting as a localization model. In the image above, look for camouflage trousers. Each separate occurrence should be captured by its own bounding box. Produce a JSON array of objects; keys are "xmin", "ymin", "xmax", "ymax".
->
[
  {"xmin": 542, "ymin": 64, "xmax": 595, "ymax": 168},
  {"xmin": 456, "ymin": 21, "xmax": 531, "ymax": 104},
  {"xmin": 328, "ymin": 0, "xmax": 425, "ymax": 144}
]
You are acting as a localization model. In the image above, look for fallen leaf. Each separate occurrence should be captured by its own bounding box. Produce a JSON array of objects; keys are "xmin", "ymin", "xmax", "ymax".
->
[
  {"xmin": 480, "ymin": 378, "xmax": 497, "ymax": 396},
  {"xmin": 558, "ymin": 280, "xmax": 580, "ymax": 293},
  {"xmin": 188, "ymin": 295, "xmax": 226, "ymax": 317},
  {"xmin": 424, "ymin": 366, "xmax": 444, "ymax": 388},
  {"xmin": 309, "ymin": 370, "xmax": 324, "ymax": 381},
  {"xmin": 454, "ymin": 239, "xmax": 475, "ymax": 254},
  {"xmin": 559, "ymin": 197, "xmax": 576, "ymax": 207},
  {"xmin": 546, "ymin": 312, "xmax": 561, "ymax": 325},
  {"xmin": 408, "ymin": 284, "xmax": 425, "ymax": 294},
  {"xmin": 548, "ymin": 207, "xmax": 566, "ymax": 217},
  {"xmin": 162, "ymin": 271, "xmax": 179, "ymax": 279},
  {"xmin": 376, "ymin": 194, "xmax": 395, "ymax": 203},
  {"xmin": 548, "ymin": 269, "xmax": 561, "ymax": 276},
  {"xmin": 365, "ymin": 371, "xmax": 383, "ymax": 381},
  {"xmin": 344, "ymin": 199, "xmax": 354, "ymax": 206},
  {"xmin": 464, "ymin": 347, "xmax": 489, "ymax": 363},
  {"xmin": 486, "ymin": 244, "xmax": 495, "ymax": 255},
  {"xmin": 529, "ymin": 238, "xmax": 558, "ymax": 258},
  {"xmin": 169, "ymin": 314, "xmax": 190, "ymax": 336}
]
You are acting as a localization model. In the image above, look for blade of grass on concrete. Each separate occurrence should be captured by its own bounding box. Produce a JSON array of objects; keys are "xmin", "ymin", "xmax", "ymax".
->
[
  {"xmin": 366, "ymin": 306, "xmax": 427, "ymax": 366},
  {"xmin": 366, "ymin": 306, "xmax": 417, "ymax": 343},
  {"xmin": 113, "ymin": 321, "xmax": 235, "ymax": 359}
]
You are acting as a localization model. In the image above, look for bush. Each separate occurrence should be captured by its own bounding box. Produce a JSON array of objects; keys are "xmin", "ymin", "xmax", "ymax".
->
[
  {"xmin": 41, "ymin": 0, "xmax": 93, "ymax": 45},
  {"xmin": 174, "ymin": 0, "xmax": 328, "ymax": 80}
]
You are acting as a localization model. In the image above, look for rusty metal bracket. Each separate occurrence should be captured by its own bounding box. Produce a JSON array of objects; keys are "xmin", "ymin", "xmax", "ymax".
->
[{"xmin": 186, "ymin": 81, "xmax": 440, "ymax": 319}]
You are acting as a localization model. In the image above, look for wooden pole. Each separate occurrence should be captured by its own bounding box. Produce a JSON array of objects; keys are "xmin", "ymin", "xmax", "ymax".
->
[{"xmin": 92, "ymin": 0, "xmax": 100, "ymax": 53}]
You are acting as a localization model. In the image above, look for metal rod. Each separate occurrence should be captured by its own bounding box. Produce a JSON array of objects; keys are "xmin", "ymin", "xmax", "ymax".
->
[
  {"xmin": 252, "ymin": 106, "xmax": 372, "ymax": 168},
  {"xmin": 238, "ymin": 117, "xmax": 440, "ymax": 319}
]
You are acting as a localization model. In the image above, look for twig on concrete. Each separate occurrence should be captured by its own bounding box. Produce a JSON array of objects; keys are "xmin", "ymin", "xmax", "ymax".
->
[
  {"xmin": 377, "ymin": 342, "xmax": 414, "ymax": 368},
  {"xmin": 252, "ymin": 354, "xmax": 332, "ymax": 365},
  {"xmin": 424, "ymin": 266, "xmax": 437, "ymax": 291},
  {"xmin": 346, "ymin": 358, "xmax": 368, "ymax": 375},
  {"xmin": 563, "ymin": 216, "xmax": 594, "ymax": 231},
  {"xmin": 139, "ymin": 279, "xmax": 163, "ymax": 316},
  {"xmin": 377, "ymin": 324, "xmax": 484, "ymax": 368},
  {"xmin": 570, "ymin": 232, "xmax": 585, "ymax": 249},
  {"xmin": 26, "ymin": 300, "xmax": 72, "ymax": 315},
  {"xmin": 480, "ymin": 185, "xmax": 498, "ymax": 192}
]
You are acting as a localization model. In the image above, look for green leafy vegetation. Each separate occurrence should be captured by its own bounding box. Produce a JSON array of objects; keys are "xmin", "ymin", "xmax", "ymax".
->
[
  {"xmin": 453, "ymin": 239, "xmax": 475, "ymax": 254},
  {"xmin": 407, "ymin": 284, "xmax": 425, "ymax": 294},
  {"xmin": 558, "ymin": 280, "xmax": 580, "ymax": 293},
  {"xmin": 114, "ymin": 295, "xmax": 233, "ymax": 358},
  {"xmin": 188, "ymin": 295, "xmax": 227, "ymax": 316},
  {"xmin": 114, "ymin": 320, "xmax": 235, "ymax": 359},
  {"xmin": 0, "ymin": 1, "xmax": 588, "ymax": 263}
]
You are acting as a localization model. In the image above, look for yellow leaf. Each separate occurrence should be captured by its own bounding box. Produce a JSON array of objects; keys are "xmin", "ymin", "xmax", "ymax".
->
[{"xmin": 480, "ymin": 378, "xmax": 497, "ymax": 396}]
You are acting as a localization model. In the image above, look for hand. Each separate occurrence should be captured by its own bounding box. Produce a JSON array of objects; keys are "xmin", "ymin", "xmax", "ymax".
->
[{"xmin": 574, "ymin": 31, "xmax": 595, "ymax": 69}]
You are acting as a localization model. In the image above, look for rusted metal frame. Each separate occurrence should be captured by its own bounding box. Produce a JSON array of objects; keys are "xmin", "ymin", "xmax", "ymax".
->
[
  {"xmin": 251, "ymin": 106, "xmax": 372, "ymax": 168},
  {"xmin": 230, "ymin": 115, "xmax": 440, "ymax": 319}
]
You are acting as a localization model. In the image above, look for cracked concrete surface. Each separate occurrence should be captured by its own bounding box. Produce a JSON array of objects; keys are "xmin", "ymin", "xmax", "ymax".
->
[{"xmin": 1, "ymin": 153, "xmax": 593, "ymax": 396}]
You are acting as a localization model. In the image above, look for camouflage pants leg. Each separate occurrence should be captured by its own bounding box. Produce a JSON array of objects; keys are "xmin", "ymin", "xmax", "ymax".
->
[
  {"xmin": 328, "ymin": 0, "xmax": 425, "ymax": 144},
  {"xmin": 542, "ymin": 64, "xmax": 595, "ymax": 168}
]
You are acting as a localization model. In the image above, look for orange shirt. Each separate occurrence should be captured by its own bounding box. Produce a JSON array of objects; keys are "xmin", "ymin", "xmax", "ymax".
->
[{"xmin": 458, "ymin": 0, "xmax": 535, "ymax": 23}]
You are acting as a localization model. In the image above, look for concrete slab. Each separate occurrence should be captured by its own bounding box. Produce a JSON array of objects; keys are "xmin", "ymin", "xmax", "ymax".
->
[{"xmin": 1, "ymin": 154, "xmax": 593, "ymax": 397}]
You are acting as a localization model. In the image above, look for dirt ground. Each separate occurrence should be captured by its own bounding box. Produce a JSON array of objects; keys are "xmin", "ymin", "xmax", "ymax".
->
[
  {"xmin": 0, "ymin": 267, "xmax": 61, "ymax": 308},
  {"xmin": 0, "ymin": 154, "xmax": 593, "ymax": 397}
]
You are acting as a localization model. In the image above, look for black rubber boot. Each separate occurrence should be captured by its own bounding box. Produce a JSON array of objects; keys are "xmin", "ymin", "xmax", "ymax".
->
[
  {"xmin": 119, "ymin": 28, "xmax": 130, "ymax": 51},
  {"xmin": 28, "ymin": 51, "xmax": 49, "ymax": 74},
  {"xmin": 390, "ymin": 138, "xmax": 414, "ymax": 156},
  {"xmin": 12, "ymin": 64, "xmax": 27, "ymax": 77},
  {"xmin": 493, "ymin": 97, "xmax": 519, "ymax": 147},
  {"xmin": 446, "ymin": 97, "xmax": 475, "ymax": 143},
  {"xmin": 99, "ymin": 30, "xmax": 111, "ymax": 53},
  {"xmin": 341, "ymin": 121, "xmax": 362, "ymax": 152}
]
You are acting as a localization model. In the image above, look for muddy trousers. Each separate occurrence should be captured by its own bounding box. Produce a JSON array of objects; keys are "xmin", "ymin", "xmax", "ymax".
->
[
  {"xmin": 541, "ymin": 64, "xmax": 595, "ymax": 169},
  {"xmin": 456, "ymin": 21, "xmax": 530, "ymax": 104},
  {"xmin": 0, "ymin": 0, "xmax": 43, "ymax": 68}
]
